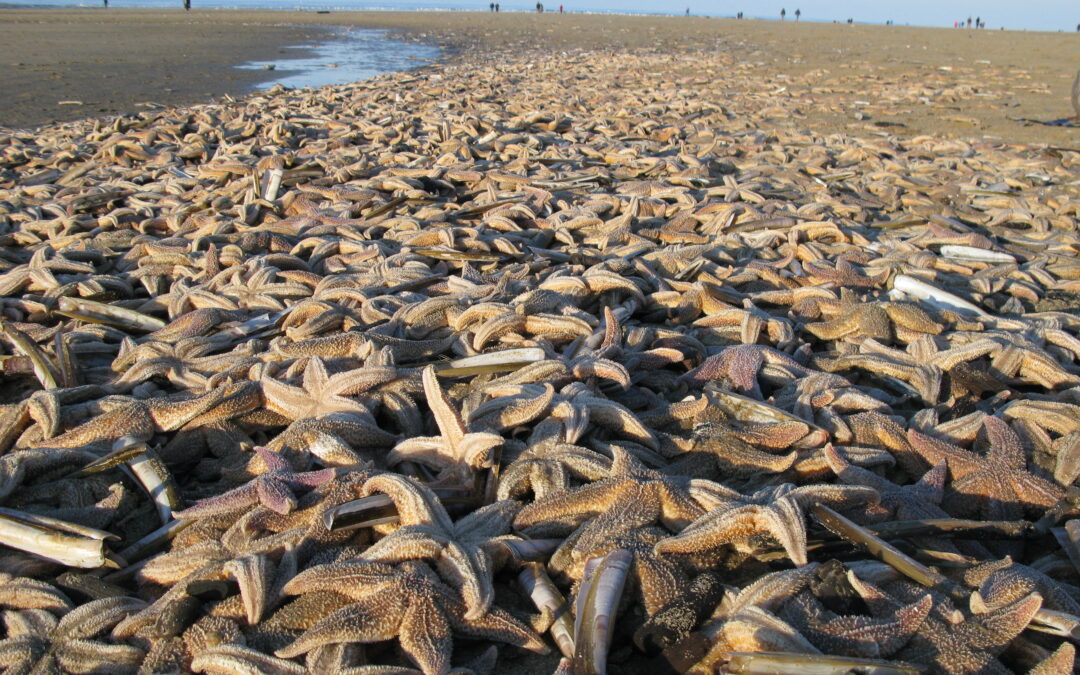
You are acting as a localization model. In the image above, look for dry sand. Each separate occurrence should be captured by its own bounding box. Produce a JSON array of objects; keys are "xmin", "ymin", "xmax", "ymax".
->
[{"xmin": 0, "ymin": 9, "xmax": 1078, "ymax": 142}]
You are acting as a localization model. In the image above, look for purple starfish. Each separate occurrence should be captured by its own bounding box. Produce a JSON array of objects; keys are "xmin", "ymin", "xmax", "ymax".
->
[{"xmin": 174, "ymin": 447, "xmax": 337, "ymax": 518}]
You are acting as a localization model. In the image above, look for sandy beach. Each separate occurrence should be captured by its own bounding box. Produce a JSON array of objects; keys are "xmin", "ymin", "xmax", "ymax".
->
[{"xmin": 0, "ymin": 9, "xmax": 1078, "ymax": 143}]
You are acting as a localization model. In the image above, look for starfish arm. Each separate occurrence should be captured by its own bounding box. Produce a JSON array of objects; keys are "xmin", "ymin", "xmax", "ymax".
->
[
  {"xmin": 362, "ymin": 528, "xmax": 449, "ymax": 564},
  {"xmin": 982, "ymin": 415, "xmax": 1026, "ymax": 469},
  {"xmin": 633, "ymin": 546, "xmax": 691, "ymax": 616},
  {"xmin": 257, "ymin": 478, "xmax": 298, "ymax": 515},
  {"xmin": 452, "ymin": 499, "xmax": 520, "ymax": 541},
  {"xmin": 275, "ymin": 595, "xmax": 408, "ymax": 659},
  {"xmin": 422, "ymin": 366, "xmax": 466, "ymax": 449},
  {"xmin": 441, "ymin": 594, "xmax": 548, "ymax": 654},
  {"xmin": 190, "ymin": 644, "xmax": 306, "ymax": 675},
  {"xmin": 287, "ymin": 467, "xmax": 338, "ymax": 488},
  {"xmin": 261, "ymin": 376, "xmax": 314, "ymax": 419},
  {"xmin": 398, "ymin": 598, "xmax": 453, "ymax": 675},
  {"xmin": 455, "ymin": 432, "xmax": 504, "ymax": 469},
  {"xmin": 56, "ymin": 639, "xmax": 145, "ymax": 673},
  {"xmin": 906, "ymin": 428, "xmax": 982, "ymax": 476},
  {"xmin": 223, "ymin": 554, "xmax": 273, "ymax": 624},
  {"xmin": 513, "ymin": 478, "xmax": 629, "ymax": 532},
  {"xmin": 283, "ymin": 561, "xmax": 399, "ymax": 600},
  {"xmin": 0, "ymin": 574, "xmax": 72, "ymax": 612},
  {"xmin": 360, "ymin": 474, "xmax": 454, "ymax": 531},
  {"xmin": 253, "ymin": 445, "xmax": 290, "ymax": 473},
  {"xmin": 173, "ymin": 484, "xmax": 259, "ymax": 519},
  {"xmin": 386, "ymin": 437, "xmax": 454, "ymax": 471}
]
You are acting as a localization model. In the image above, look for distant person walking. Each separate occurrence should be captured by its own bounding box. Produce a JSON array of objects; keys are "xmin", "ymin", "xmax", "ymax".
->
[
  {"xmin": 489, "ymin": 2, "xmax": 494, "ymax": 10},
  {"xmin": 780, "ymin": 7, "xmax": 786, "ymax": 20},
  {"xmin": 559, "ymin": 4, "xmax": 563, "ymax": 11},
  {"xmin": 103, "ymin": 0, "xmax": 108, "ymax": 7},
  {"xmin": 495, "ymin": 3, "xmax": 499, "ymax": 10},
  {"xmin": 183, "ymin": 0, "xmax": 190, "ymax": 9},
  {"xmin": 794, "ymin": 8, "xmax": 800, "ymax": 20}
]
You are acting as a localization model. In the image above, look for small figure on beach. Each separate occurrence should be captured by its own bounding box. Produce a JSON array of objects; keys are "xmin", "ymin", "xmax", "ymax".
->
[
  {"xmin": 495, "ymin": 3, "xmax": 499, "ymax": 10},
  {"xmin": 183, "ymin": 0, "xmax": 190, "ymax": 9},
  {"xmin": 737, "ymin": 11, "xmax": 742, "ymax": 18},
  {"xmin": 966, "ymin": 16, "xmax": 972, "ymax": 28},
  {"xmin": 780, "ymin": 7, "xmax": 786, "ymax": 20},
  {"xmin": 975, "ymin": 16, "xmax": 981, "ymax": 28},
  {"xmin": 536, "ymin": 1, "xmax": 542, "ymax": 12},
  {"xmin": 794, "ymin": 8, "xmax": 800, "ymax": 21},
  {"xmin": 685, "ymin": 7, "xmax": 689, "ymax": 16},
  {"xmin": 489, "ymin": 2, "xmax": 494, "ymax": 11},
  {"xmin": 559, "ymin": 4, "xmax": 563, "ymax": 12},
  {"xmin": 103, "ymin": 0, "xmax": 107, "ymax": 7}
]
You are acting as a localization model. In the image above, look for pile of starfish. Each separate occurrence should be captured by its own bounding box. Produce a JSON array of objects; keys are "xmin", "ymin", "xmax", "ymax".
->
[{"xmin": 1, "ymin": 46, "xmax": 1080, "ymax": 675}]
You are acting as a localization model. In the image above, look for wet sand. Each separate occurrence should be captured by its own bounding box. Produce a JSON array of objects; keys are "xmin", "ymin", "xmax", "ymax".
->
[{"xmin": 0, "ymin": 9, "xmax": 1078, "ymax": 144}]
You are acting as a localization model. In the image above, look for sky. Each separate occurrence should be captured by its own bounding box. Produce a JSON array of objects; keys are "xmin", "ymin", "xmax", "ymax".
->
[
  {"xmin": 672, "ymin": 0, "xmax": 1080, "ymax": 32},
  {"xmin": 16, "ymin": 0, "xmax": 1080, "ymax": 32}
]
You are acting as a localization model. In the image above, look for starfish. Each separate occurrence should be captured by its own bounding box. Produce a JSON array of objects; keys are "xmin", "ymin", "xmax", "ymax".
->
[
  {"xmin": 174, "ymin": 446, "xmax": 337, "ymax": 518},
  {"xmin": 261, "ymin": 357, "xmax": 395, "ymax": 420},
  {"xmin": 0, "ymin": 573, "xmax": 73, "ymax": 612},
  {"xmin": 802, "ymin": 259, "xmax": 888, "ymax": 288},
  {"xmin": 805, "ymin": 301, "xmax": 943, "ymax": 342},
  {"xmin": 655, "ymin": 482, "xmax": 879, "ymax": 566},
  {"xmin": 678, "ymin": 344, "xmax": 811, "ymax": 398},
  {"xmin": 825, "ymin": 444, "xmax": 948, "ymax": 521},
  {"xmin": 115, "ymin": 516, "xmax": 308, "ymax": 638},
  {"xmin": 814, "ymin": 339, "xmax": 942, "ymax": 406},
  {"xmin": 386, "ymin": 366, "xmax": 503, "ymax": 487},
  {"xmin": 31, "ymin": 384, "xmax": 245, "ymax": 450},
  {"xmin": 190, "ymin": 644, "xmax": 305, "ymax": 675},
  {"xmin": 497, "ymin": 441, "xmax": 612, "ymax": 501},
  {"xmin": 895, "ymin": 589, "xmax": 1044, "ymax": 674},
  {"xmin": 778, "ymin": 580, "xmax": 931, "ymax": 660},
  {"xmin": 963, "ymin": 557, "xmax": 1080, "ymax": 615},
  {"xmin": 513, "ymin": 448, "xmax": 716, "ymax": 542},
  {"xmin": 0, "ymin": 596, "xmax": 147, "ymax": 674},
  {"xmin": 907, "ymin": 415, "xmax": 1065, "ymax": 520},
  {"xmin": 690, "ymin": 565, "xmax": 824, "ymax": 673},
  {"xmin": 275, "ymin": 560, "xmax": 548, "ymax": 674},
  {"xmin": 357, "ymin": 473, "xmax": 522, "ymax": 620},
  {"xmin": 561, "ymin": 525, "xmax": 691, "ymax": 615},
  {"xmin": 690, "ymin": 421, "xmax": 798, "ymax": 477}
]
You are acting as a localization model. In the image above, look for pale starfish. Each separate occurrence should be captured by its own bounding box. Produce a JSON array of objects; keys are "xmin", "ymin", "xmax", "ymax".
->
[
  {"xmin": 357, "ymin": 473, "xmax": 522, "ymax": 620},
  {"xmin": 655, "ymin": 482, "xmax": 879, "ymax": 566},
  {"xmin": 386, "ymin": 366, "xmax": 503, "ymax": 487},
  {"xmin": 276, "ymin": 560, "xmax": 548, "ymax": 673},
  {"xmin": 497, "ymin": 442, "xmax": 612, "ymax": 501},
  {"xmin": 174, "ymin": 446, "xmax": 337, "ymax": 518},
  {"xmin": 261, "ymin": 357, "xmax": 395, "ymax": 420}
]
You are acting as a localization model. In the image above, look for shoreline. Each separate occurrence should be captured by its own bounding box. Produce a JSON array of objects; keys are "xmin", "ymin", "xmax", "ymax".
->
[{"xmin": 1, "ymin": 9, "xmax": 1078, "ymax": 144}]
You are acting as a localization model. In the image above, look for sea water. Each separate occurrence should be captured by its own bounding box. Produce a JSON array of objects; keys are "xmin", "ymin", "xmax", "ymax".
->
[{"xmin": 235, "ymin": 27, "xmax": 441, "ymax": 90}]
